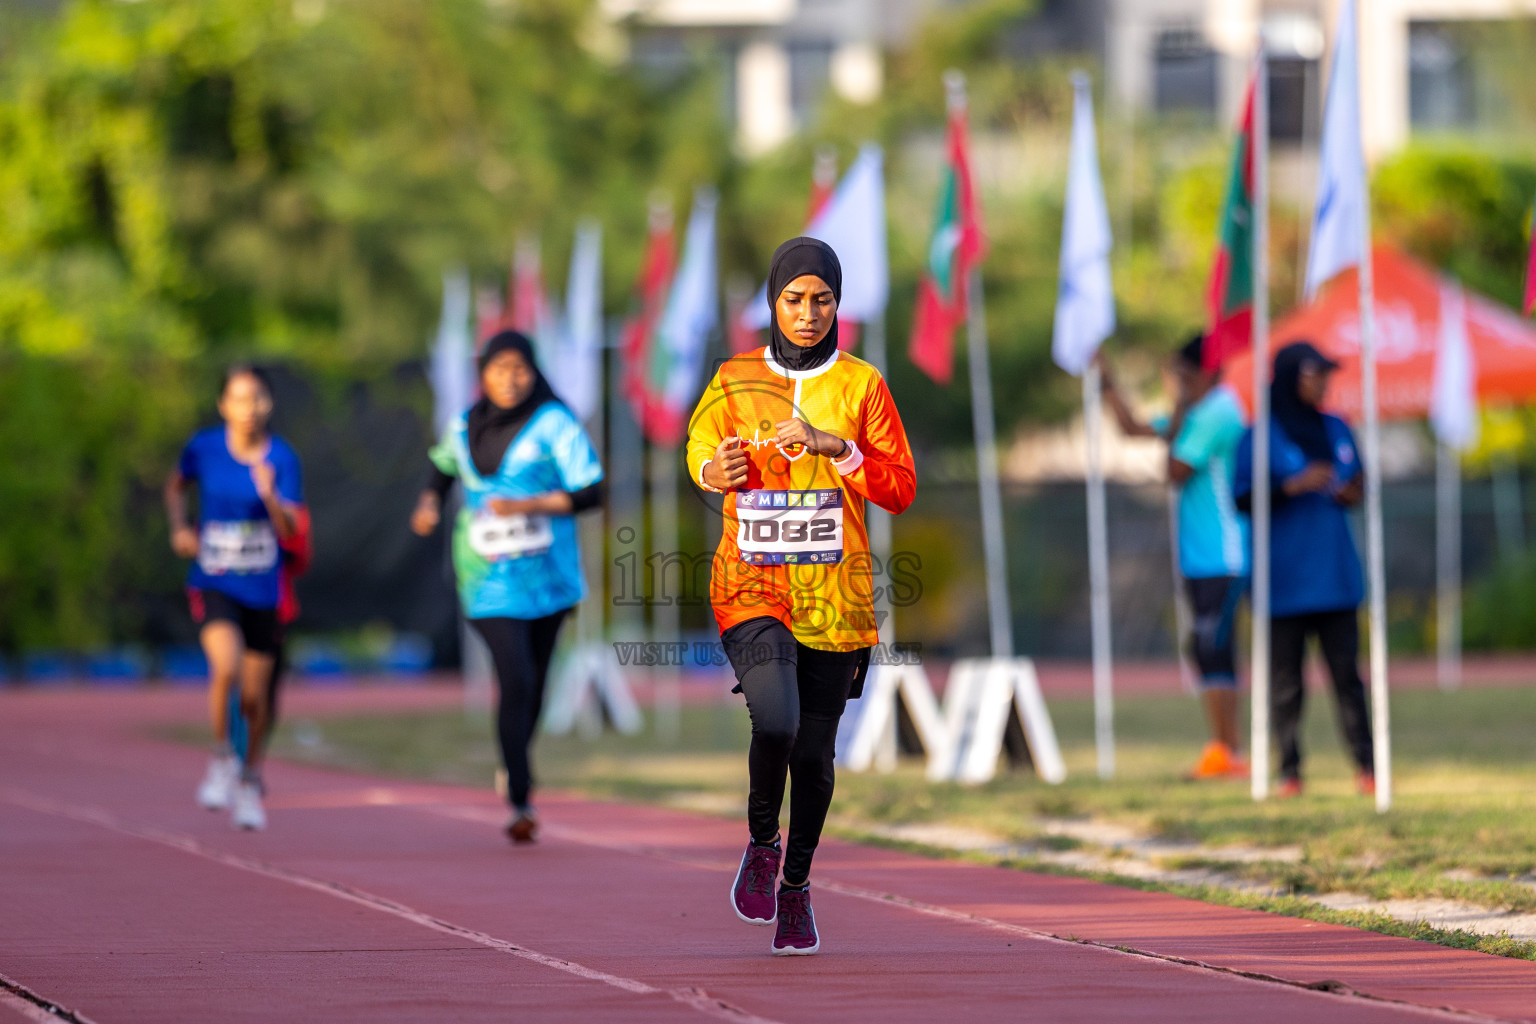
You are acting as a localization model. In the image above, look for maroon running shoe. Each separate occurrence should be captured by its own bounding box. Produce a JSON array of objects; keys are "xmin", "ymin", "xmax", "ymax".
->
[
  {"xmin": 731, "ymin": 839, "xmax": 780, "ymax": 925},
  {"xmin": 506, "ymin": 810, "xmax": 538, "ymax": 844},
  {"xmin": 771, "ymin": 886, "xmax": 819, "ymax": 955}
]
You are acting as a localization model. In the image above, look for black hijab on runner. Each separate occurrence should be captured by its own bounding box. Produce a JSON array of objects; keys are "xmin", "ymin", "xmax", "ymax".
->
[
  {"xmin": 767, "ymin": 237, "xmax": 842, "ymax": 372},
  {"xmin": 468, "ymin": 330, "xmax": 560, "ymax": 477},
  {"xmin": 1270, "ymin": 341, "xmax": 1338, "ymax": 463}
]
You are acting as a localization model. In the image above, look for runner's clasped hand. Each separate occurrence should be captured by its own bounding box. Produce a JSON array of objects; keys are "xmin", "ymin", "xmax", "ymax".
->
[
  {"xmin": 773, "ymin": 418, "xmax": 848, "ymax": 459},
  {"xmin": 702, "ymin": 437, "xmax": 749, "ymax": 490}
]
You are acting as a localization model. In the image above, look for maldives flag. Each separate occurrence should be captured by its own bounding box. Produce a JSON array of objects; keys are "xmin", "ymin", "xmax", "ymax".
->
[
  {"xmin": 1203, "ymin": 73, "xmax": 1257, "ymax": 370},
  {"xmin": 909, "ymin": 100, "xmax": 984, "ymax": 385},
  {"xmin": 1524, "ymin": 196, "xmax": 1536, "ymax": 317},
  {"xmin": 621, "ymin": 209, "xmax": 677, "ymax": 429}
]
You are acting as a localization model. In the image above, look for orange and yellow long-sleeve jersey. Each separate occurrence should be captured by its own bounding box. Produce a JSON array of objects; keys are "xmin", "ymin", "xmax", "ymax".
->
[{"xmin": 686, "ymin": 346, "xmax": 916, "ymax": 652}]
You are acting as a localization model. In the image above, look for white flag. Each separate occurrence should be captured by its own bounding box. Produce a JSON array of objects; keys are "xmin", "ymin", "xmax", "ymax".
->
[
  {"xmin": 741, "ymin": 144, "xmax": 889, "ymax": 328},
  {"xmin": 1304, "ymin": 0, "xmax": 1367, "ymax": 301},
  {"xmin": 1052, "ymin": 72, "xmax": 1115, "ymax": 376},
  {"xmin": 1431, "ymin": 281, "xmax": 1478, "ymax": 451},
  {"xmin": 428, "ymin": 268, "xmax": 473, "ymax": 436},
  {"xmin": 554, "ymin": 221, "xmax": 603, "ymax": 422},
  {"xmin": 658, "ymin": 189, "xmax": 719, "ymax": 413}
]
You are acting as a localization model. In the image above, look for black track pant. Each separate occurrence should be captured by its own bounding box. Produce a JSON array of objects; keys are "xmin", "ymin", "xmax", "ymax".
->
[
  {"xmin": 1270, "ymin": 608, "xmax": 1375, "ymax": 780},
  {"xmin": 470, "ymin": 610, "xmax": 570, "ymax": 810},
  {"xmin": 722, "ymin": 616, "xmax": 864, "ymax": 886}
]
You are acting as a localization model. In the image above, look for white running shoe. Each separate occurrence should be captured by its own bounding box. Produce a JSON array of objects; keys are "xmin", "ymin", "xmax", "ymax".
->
[
  {"xmin": 197, "ymin": 756, "xmax": 239, "ymax": 811},
  {"xmin": 230, "ymin": 780, "xmax": 267, "ymax": 831}
]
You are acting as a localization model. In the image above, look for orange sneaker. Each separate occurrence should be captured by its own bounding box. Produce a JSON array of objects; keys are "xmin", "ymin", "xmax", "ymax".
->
[
  {"xmin": 1355, "ymin": 770, "xmax": 1375, "ymax": 796},
  {"xmin": 1187, "ymin": 741, "xmax": 1236, "ymax": 780},
  {"xmin": 1225, "ymin": 755, "xmax": 1251, "ymax": 779},
  {"xmin": 1275, "ymin": 776, "xmax": 1304, "ymax": 799}
]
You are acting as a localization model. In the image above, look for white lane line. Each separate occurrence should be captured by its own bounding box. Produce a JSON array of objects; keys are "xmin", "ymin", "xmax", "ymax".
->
[
  {"xmin": 0, "ymin": 788, "xmax": 783, "ymax": 1024},
  {"xmin": 427, "ymin": 806, "xmax": 1510, "ymax": 1024},
  {"xmin": 0, "ymin": 973, "xmax": 98, "ymax": 1024},
  {"xmin": 0, "ymin": 990, "xmax": 63, "ymax": 1024}
]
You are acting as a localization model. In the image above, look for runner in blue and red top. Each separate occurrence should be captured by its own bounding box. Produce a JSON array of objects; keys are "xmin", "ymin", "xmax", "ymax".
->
[{"xmin": 165, "ymin": 366, "xmax": 303, "ymax": 831}]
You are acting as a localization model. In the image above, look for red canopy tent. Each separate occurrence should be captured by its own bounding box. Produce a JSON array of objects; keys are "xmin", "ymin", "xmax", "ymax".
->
[
  {"xmin": 1225, "ymin": 246, "xmax": 1536, "ymax": 419},
  {"xmin": 1224, "ymin": 246, "xmax": 1536, "ymax": 694}
]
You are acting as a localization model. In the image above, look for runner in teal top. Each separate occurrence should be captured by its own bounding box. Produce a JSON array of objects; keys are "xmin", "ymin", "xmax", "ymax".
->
[
  {"xmin": 411, "ymin": 331, "xmax": 603, "ymax": 844},
  {"xmin": 1100, "ymin": 335, "xmax": 1249, "ymax": 780},
  {"xmin": 429, "ymin": 393, "xmax": 602, "ymax": 619}
]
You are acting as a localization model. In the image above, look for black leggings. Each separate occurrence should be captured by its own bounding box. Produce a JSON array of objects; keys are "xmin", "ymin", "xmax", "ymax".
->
[
  {"xmin": 1271, "ymin": 609, "xmax": 1375, "ymax": 780},
  {"xmin": 470, "ymin": 611, "xmax": 570, "ymax": 810},
  {"xmin": 722, "ymin": 617, "xmax": 864, "ymax": 886}
]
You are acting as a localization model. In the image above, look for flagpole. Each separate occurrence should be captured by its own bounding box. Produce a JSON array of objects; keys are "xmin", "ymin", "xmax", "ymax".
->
[
  {"xmin": 608, "ymin": 324, "xmax": 646, "ymax": 648},
  {"xmin": 1054, "ymin": 69, "xmax": 1117, "ymax": 777},
  {"xmin": 1357, "ymin": 97, "xmax": 1392, "ymax": 812},
  {"xmin": 649, "ymin": 442, "xmax": 682, "ymax": 744},
  {"xmin": 1084, "ymin": 361, "xmax": 1113, "ymax": 778},
  {"xmin": 1361, "ymin": 239, "xmax": 1391, "ymax": 812},
  {"xmin": 947, "ymin": 71, "xmax": 1014, "ymax": 662},
  {"xmin": 967, "ymin": 269, "xmax": 1014, "ymax": 659},
  {"xmin": 1436, "ymin": 439, "xmax": 1461, "ymax": 691},
  {"xmin": 1168, "ymin": 489, "xmax": 1197, "ymax": 693},
  {"xmin": 1250, "ymin": 40, "xmax": 1273, "ymax": 802},
  {"xmin": 573, "ymin": 224, "xmax": 605, "ymax": 657},
  {"xmin": 864, "ymin": 310, "xmax": 897, "ymax": 644}
]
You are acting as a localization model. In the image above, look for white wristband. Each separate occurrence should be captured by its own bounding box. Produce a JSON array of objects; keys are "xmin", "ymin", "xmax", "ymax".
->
[{"xmin": 831, "ymin": 440, "xmax": 864, "ymax": 475}]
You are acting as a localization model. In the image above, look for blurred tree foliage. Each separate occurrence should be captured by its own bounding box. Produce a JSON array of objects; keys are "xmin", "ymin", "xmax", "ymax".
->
[{"xmin": 0, "ymin": 0, "xmax": 727, "ymax": 650}]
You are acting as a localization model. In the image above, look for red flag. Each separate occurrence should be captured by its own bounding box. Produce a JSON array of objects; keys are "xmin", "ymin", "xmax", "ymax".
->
[
  {"xmin": 726, "ymin": 285, "xmax": 761, "ymax": 355},
  {"xmin": 1524, "ymin": 198, "xmax": 1536, "ymax": 317},
  {"xmin": 475, "ymin": 286, "xmax": 504, "ymax": 348},
  {"xmin": 620, "ymin": 209, "xmax": 677, "ymax": 429},
  {"xmin": 909, "ymin": 99, "xmax": 984, "ymax": 385},
  {"xmin": 509, "ymin": 237, "xmax": 548, "ymax": 336},
  {"xmin": 1203, "ymin": 73, "xmax": 1257, "ymax": 369}
]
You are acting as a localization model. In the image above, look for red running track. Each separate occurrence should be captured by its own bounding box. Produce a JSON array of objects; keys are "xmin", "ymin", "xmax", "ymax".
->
[{"xmin": 2, "ymin": 686, "xmax": 1534, "ymax": 1023}]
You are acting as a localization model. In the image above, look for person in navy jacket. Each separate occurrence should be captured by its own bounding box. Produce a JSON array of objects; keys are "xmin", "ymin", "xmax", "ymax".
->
[{"xmin": 1233, "ymin": 342, "xmax": 1375, "ymax": 798}]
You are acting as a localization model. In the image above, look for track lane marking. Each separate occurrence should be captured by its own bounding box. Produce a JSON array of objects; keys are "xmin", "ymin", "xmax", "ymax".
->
[
  {"xmin": 0, "ymin": 788, "xmax": 782, "ymax": 1024},
  {"xmin": 0, "ymin": 973, "xmax": 98, "ymax": 1024},
  {"xmin": 425, "ymin": 806, "xmax": 1514, "ymax": 1024}
]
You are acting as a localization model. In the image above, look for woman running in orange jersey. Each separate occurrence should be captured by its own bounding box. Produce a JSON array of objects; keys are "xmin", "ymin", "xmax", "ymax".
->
[{"xmin": 688, "ymin": 237, "xmax": 915, "ymax": 955}]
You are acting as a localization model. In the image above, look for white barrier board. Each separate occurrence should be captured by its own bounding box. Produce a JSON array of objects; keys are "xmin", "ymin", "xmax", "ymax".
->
[
  {"xmin": 836, "ymin": 663, "xmax": 951, "ymax": 774},
  {"xmin": 542, "ymin": 642, "xmax": 644, "ymax": 736},
  {"xmin": 935, "ymin": 657, "xmax": 1066, "ymax": 785},
  {"xmin": 838, "ymin": 657, "xmax": 1065, "ymax": 786}
]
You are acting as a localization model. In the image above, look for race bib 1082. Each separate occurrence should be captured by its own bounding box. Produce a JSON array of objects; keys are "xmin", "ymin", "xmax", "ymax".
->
[
  {"xmin": 469, "ymin": 510, "xmax": 554, "ymax": 561},
  {"xmin": 736, "ymin": 489, "xmax": 843, "ymax": 565},
  {"xmin": 198, "ymin": 520, "xmax": 279, "ymax": 575}
]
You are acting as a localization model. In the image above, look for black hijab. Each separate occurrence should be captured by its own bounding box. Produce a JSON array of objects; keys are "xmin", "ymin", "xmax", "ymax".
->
[
  {"xmin": 468, "ymin": 330, "xmax": 560, "ymax": 477},
  {"xmin": 1270, "ymin": 341, "xmax": 1338, "ymax": 463},
  {"xmin": 767, "ymin": 236, "xmax": 842, "ymax": 372}
]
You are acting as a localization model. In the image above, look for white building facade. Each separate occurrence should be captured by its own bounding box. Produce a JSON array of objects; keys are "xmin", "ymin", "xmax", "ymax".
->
[
  {"xmin": 1104, "ymin": 0, "xmax": 1536, "ymax": 158},
  {"xmin": 601, "ymin": 0, "xmax": 935, "ymax": 155}
]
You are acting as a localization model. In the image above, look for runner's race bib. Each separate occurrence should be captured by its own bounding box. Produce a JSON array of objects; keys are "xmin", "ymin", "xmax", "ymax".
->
[
  {"xmin": 469, "ymin": 510, "xmax": 553, "ymax": 561},
  {"xmin": 198, "ymin": 520, "xmax": 279, "ymax": 575},
  {"xmin": 736, "ymin": 489, "xmax": 843, "ymax": 565}
]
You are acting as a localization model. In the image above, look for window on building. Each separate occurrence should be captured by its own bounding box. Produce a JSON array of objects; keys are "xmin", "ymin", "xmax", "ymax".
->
[
  {"xmin": 788, "ymin": 40, "xmax": 833, "ymax": 128},
  {"xmin": 1409, "ymin": 22, "xmax": 1474, "ymax": 131},
  {"xmin": 1154, "ymin": 27, "xmax": 1218, "ymax": 117},
  {"xmin": 1267, "ymin": 56, "xmax": 1318, "ymax": 145},
  {"xmin": 1409, "ymin": 19, "xmax": 1536, "ymax": 138}
]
